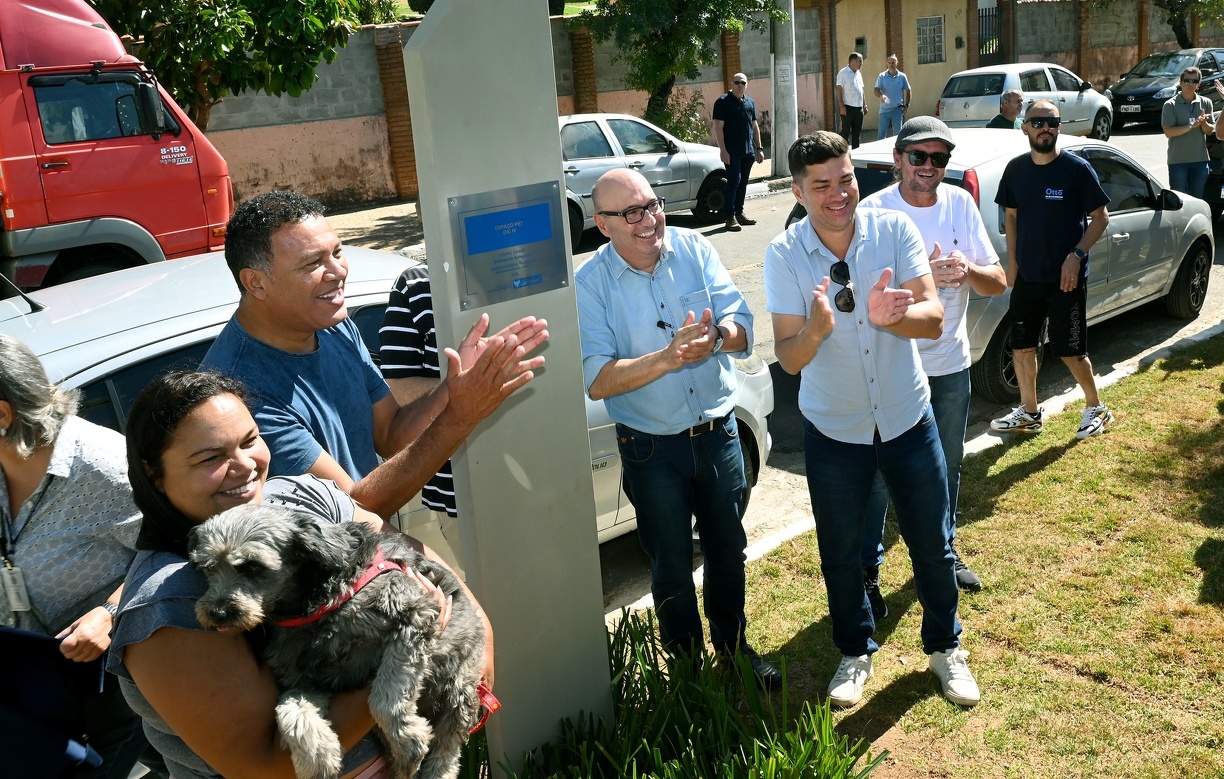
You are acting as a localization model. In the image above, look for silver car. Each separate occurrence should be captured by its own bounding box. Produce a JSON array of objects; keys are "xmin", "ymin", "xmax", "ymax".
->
[
  {"xmin": 559, "ymin": 113, "xmax": 728, "ymax": 250},
  {"xmin": 786, "ymin": 129, "xmax": 1214, "ymax": 403},
  {"xmin": 0, "ymin": 249, "xmax": 773, "ymax": 545},
  {"xmin": 938, "ymin": 63, "xmax": 1113, "ymax": 140}
]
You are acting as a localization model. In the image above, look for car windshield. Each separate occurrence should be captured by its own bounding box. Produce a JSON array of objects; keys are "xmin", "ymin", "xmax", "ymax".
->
[
  {"xmin": 941, "ymin": 73, "xmax": 1005, "ymax": 98},
  {"xmin": 1129, "ymin": 52, "xmax": 1197, "ymax": 77}
]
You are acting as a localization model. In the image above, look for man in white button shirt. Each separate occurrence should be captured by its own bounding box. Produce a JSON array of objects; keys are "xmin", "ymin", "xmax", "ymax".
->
[{"xmin": 836, "ymin": 52, "xmax": 867, "ymax": 148}]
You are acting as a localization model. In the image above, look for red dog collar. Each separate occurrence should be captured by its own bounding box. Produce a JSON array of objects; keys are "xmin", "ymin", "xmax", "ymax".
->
[
  {"xmin": 470, "ymin": 683, "xmax": 501, "ymax": 734},
  {"xmin": 276, "ymin": 547, "xmax": 405, "ymax": 628}
]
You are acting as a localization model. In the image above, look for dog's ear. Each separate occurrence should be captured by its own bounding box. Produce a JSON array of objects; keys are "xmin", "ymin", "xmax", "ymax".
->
[
  {"xmin": 288, "ymin": 514, "xmax": 349, "ymax": 572},
  {"xmin": 186, "ymin": 524, "xmax": 205, "ymax": 564}
]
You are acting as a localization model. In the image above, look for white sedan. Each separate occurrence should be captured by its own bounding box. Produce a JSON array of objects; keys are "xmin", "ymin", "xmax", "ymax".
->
[{"xmin": 937, "ymin": 63, "xmax": 1113, "ymax": 140}]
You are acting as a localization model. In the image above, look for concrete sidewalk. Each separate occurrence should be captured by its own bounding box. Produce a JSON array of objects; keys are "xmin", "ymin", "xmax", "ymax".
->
[{"xmin": 326, "ymin": 158, "xmax": 790, "ymax": 252}]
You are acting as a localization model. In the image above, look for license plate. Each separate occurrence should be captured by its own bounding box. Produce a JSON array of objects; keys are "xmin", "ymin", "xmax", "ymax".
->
[{"xmin": 1120, "ymin": 105, "xmax": 1141, "ymax": 113}]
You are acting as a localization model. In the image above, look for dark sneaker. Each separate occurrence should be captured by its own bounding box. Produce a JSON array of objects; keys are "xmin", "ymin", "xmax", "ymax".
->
[
  {"xmin": 734, "ymin": 213, "xmax": 757, "ymax": 225},
  {"xmin": 950, "ymin": 543, "xmax": 982, "ymax": 592},
  {"xmin": 864, "ymin": 566, "xmax": 888, "ymax": 620},
  {"xmin": 725, "ymin": 217, "xmax": 741, "ymax": 231},
  {"xmin": 991, "ymin": 405, "xmax": 1043, "ymax": 434},
  {"xmin": 720, "ymin": 645, "xmax": 783, "ymax": 691}
]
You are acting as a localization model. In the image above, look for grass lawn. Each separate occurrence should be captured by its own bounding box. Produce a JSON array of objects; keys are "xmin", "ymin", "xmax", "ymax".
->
[{"xmin": 742, "ymin": 334, "xmax": 1224, "ymax": 778}]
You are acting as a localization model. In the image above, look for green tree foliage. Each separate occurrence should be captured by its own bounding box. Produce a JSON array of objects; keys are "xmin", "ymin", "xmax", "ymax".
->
[
  {"xmin": 88, "ymin": 0, "xmax": 358, "ymax": 131},
  {"xmin": 1118, "ymin": 0, "xmax": 1224, "ymax": 49},
  {"xmin": 575, "ymin": 0, "xmax": 785, "ymax": 127}
]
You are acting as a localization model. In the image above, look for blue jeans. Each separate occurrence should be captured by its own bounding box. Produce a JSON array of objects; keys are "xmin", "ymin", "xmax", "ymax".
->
[
  {"xmin": 803, "ymin": 407, "xmax": 961, "ymax": 657},
  {"xmin": 863, "ymin": 369, "xmax": 971, "ymax": 569},
  {"xmin": 724, "ymin": 153, "xmax": 755, "ymax": 218},
  {"xmin": 1169, "ymin": 161, "xmax": 1209, "ymax": 199},
  {"xmin": 617, "ymin": 415, "xmax": 749, "ymax": 654},
  {"xmin": 878, "ymin": 108, "xmax": 904, "ymax": 139}
]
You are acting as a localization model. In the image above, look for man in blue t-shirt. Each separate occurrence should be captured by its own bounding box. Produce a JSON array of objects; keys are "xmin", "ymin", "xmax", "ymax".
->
[
  {"xmin": 712, "ymin": 72, "xmax": 765, "ymax": 233},
  {"xmin": 201, "ymin": 190, "xmax": 548, "ymax": 519},
  {"xmin": 991, "ymin": 101, "xmax": 1112, "ymax": 440},
  {"xmin": 873, "ymin": 54, "xmax": 912, "ymax": 140}
]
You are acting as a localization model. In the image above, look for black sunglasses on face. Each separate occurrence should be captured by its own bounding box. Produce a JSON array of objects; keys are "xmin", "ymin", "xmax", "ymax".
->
[
  {"xmin": 905, "ymin": 150, "xmax": 952, "ymax": 168},
  {"xmin": 597, "ymin": 197, "xmax": 666, "ymax": 224},
  {"xmin": 1183, "ymin": 78, "xmax": 1201, "ymax": 84},
  {"xmin": 1026, "ymin": 116, "xmax": 1061, "ymax": 129},
  {"xmin": 829, "ymin": 260, "xmax": 855, "ymax": 313},
  {"xmin": 733, "ymin": 80, "xmax": 747, "ymax": 85}
]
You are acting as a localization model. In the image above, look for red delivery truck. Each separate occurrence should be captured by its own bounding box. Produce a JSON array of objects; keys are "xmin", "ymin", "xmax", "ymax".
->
[{"xmin": 0, "ymin": 0, "xmax": 232, "ymax": 290}]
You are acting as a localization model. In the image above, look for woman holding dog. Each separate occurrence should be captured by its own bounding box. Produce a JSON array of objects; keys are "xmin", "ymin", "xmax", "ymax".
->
[
  {"xmin": 0, "ymin": 334, "xmax": 165, "ymax": 778},
  {"xmin": 107, "ymin": 370, "xmax": 492, "ymax": 779}
]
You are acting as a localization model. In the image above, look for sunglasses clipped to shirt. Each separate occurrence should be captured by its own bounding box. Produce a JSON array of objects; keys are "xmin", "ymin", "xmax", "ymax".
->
[
  {"xmin": 829, "ymin": 260, "xmax": 855, "ymax": 313},
  {"xmin": 1025, "ymin": 116, "xmax": 1061, "ymax": 129}
]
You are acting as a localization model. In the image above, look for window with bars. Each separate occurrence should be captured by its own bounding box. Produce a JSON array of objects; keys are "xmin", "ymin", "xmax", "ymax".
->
[{"xmin": 918, "ymin": 16, "xmax": 945, "ymax": 64}]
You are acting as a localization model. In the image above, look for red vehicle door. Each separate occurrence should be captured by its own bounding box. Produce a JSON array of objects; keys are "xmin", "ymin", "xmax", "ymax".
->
[{"xmin": 24, "ymin": 71, "xmax": 209, "ymax": 257}]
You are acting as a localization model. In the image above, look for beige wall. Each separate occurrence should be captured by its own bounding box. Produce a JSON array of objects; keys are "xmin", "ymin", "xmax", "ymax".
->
[
  {"xmin": 835, "ymin": 0, "xmax": 887, "ymax": 132},
  {"xmin": 895, "ymin": 0, "xmax": 971, "ymax": 117},
  {"xmin": 209, "ymin": 116, "xmax": 396, "ymax": 208}
]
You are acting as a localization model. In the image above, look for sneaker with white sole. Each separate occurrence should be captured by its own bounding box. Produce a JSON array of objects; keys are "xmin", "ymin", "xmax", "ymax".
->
[
  {"xmin": 1076, "ymin": 404, "xmax": 1114, "ymax": 439},
  {"xmin": 990, "ymin": 405, "xmax": 1043, "ymax": 434},
  {"xmin": 928, "ymin": 648, "xmax": 980, "ymax": 707},
  {"xmin": 827, "ymin": 654, "xmax": 873, "ymax": 707}
]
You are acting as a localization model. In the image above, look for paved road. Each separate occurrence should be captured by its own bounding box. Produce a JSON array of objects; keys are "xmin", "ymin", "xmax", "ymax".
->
[{"xmin": 594, "ymin": 125, "xmax": 1224, "ymax": 612}]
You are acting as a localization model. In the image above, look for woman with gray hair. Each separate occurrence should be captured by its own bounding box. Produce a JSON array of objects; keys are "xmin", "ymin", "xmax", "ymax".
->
[{"xmin": 0, "ymin": 334, "xmax": 163, "ymax": 778}]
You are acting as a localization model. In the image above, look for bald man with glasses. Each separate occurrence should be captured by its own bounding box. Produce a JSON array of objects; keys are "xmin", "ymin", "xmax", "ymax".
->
[{"xmin": 574, "ymin": 168, "xmax": 781, "ymax": 690}]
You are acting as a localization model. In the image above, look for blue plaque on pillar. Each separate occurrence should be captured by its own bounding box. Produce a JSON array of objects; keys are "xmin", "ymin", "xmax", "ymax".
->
[{"xmin": 448, "ymin": 181, "xmax": 568, "ymax": 309}]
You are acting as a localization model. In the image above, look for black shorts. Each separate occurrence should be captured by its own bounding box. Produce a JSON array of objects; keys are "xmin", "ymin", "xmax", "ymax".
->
[{"xmin": 1008, "ymin": 276, "xmax": 1088, "ymax": 357}]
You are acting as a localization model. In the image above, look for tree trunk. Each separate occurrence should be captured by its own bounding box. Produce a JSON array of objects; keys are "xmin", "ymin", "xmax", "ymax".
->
[
  {"xmin": 1170, "ymin": 14, "xmax": 1192, "ymax": 49},
  {"xmin": 191, "ymin": 101, "xmax": 212, "ymax": 132},
  {"xmin": 644, "ymin": 75, "xmax": 676, "ymax": 126}
]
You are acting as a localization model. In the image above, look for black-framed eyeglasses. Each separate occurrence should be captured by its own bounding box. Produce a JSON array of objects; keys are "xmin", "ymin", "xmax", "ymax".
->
[
  {"xmin": 905, "ymin": 150, "xmax": 952, "ymax": 168},
  {"xmin": 830, "ymin": 260, "xmax": 855, "ymax": 313},
  {"xmin": 597, "ymin": 197, "xmax": 665, "ymax": 224},
  {"xmin": 1026, "ymin": 116, "xmax": 1061, "ymax": 129},
  {"xmin": 1183, "ymin": 78, "xmax": 1201, "ymax": 84}
]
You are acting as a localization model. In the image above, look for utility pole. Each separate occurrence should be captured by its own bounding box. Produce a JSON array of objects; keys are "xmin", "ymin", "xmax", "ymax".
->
[{"xmin": 771, "ymin": 0, "xmax": 798, "ymax": 165}]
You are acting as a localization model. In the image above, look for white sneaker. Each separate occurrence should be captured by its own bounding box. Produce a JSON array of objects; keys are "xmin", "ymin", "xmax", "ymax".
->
[
  {"xmin": 827, "ymin": 654, "xmax": 873, "ymax": 707},
  {"xmin": 928, "ymin": 648, "xmax": 980, "ymax": 707},
  {"xmin": 990, "ymin": 405, "xmax": 1043, "ymax": 433},
  {"xmin": 1076, "ymin": 405, "xmax": 1114, "ymax": 439}
]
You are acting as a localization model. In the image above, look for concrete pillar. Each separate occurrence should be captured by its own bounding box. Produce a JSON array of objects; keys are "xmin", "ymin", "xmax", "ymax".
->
[
  {"xmin": 884, "ymin": 0, "xmax": 902, "ymax": 67},
  {"xmin": 721, "ymin": 29, "xmax": 742, "ymax": 86},
  {"xmin": 998, "ymin": 0, "xmax": 1014, "ymax": 63},
  {"xmin": 772, "ymin": 0, "xmax": 798, "ymax": 162},
  {"xmin": 1076, "ymin": 0, "xmax": 1091, "ymax": 79},
  {"xmin": 966, "ymin": 0, "xmax": 980, "ymax": 70},
  {"xmin": 818, "ymin": 0, "xmax": 836, "ymax": 131},
  {"xmin": 1138, "ymin": 0, "xmax": 1150, "ymax": 61}
]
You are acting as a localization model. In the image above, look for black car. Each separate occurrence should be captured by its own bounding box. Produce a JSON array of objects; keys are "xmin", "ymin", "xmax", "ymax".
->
[{"xmin": 1105, "ymin": 48, "xmax": 1224, "ymax": 129}]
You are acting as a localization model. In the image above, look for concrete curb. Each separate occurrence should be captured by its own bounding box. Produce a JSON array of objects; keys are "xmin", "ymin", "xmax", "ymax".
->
[{"xmin": 747, "ymin": 176, "xmax": 794, "ymax": 200}]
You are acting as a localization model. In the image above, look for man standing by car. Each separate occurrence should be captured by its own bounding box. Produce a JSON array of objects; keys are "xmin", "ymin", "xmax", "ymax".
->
[
  {"xmin": 713, "ymin": 72, "xmax": 765, "ymax": 232},
  {"xmin": 201, "ymin": 190, "xmax": 549, "ymax": 518},
  {"xmin": 859, "ymin": 117, "xmax": 1007, "ymax": 603},
  {"xmin": 987, "ymin": 89, "xmax": 1024, "ymax": 129},
  {"xmin": 991, "ymin": 102, "xmax": 1112, "ymax": 439},
  {"xmin": 874, "ymin": 54, "xmax": 911, "ymax": 140},
  {"xmin": 837, "ymin": 52, "xmax": 868, "ymax": 149},
  {"xmin": 765, "ymin": 131, "xmax": 979, "ymax": 709},
  {"xmin": 1162, "ymin": 66, "xmax": 1215, "ymax": 199},
  {"xmin": 574, "ymin": 168, "xmax": 781, "ymax": 689}
]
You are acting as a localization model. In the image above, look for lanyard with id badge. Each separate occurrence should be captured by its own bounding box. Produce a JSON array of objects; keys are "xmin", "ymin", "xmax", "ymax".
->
[{"xmin": 1, "ymin": 481, "xmax": 49, "ymax": 616}]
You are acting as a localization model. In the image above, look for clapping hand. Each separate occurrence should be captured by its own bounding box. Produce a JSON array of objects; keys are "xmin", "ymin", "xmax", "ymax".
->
[{"xmin": 866, "ymin": 267, "xmax": 915, "ymax": 327}]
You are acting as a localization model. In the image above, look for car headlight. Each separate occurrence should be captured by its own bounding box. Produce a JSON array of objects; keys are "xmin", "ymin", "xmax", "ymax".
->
[
  {"xmin": 1155, "ymin": 86, "xmax": 1176, "ymax": 99},
  {"xmin": 735, "ymin": 353, "xmax": 767, "ymax": 375},
  {"xmin": 1104, "ymin": 88, "xmax": 1113, "ymax": 100}
]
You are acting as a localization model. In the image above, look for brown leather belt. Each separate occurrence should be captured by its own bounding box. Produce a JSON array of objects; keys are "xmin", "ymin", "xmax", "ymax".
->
[{"xmin": 682, "ymin": 412, "xmax": 731, "ymax": 437}]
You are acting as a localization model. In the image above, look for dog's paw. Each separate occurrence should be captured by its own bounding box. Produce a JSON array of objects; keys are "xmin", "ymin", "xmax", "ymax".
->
[{"xmin": 276, "ymin": 693, "xmax": 344, "ymax": 779}]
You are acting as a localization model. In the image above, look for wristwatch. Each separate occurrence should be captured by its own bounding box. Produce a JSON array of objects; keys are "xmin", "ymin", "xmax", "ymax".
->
[
  {"xmin": 712, "ymin": 326, "xmax": 725, "ymax": 353},
  {"xmin": 1072, "ymin": 247, "xmax": 1088, "ymax": 261},
  {"xmin": 102, "ymin": 601, "xmax": 119, "ymax": 618}
]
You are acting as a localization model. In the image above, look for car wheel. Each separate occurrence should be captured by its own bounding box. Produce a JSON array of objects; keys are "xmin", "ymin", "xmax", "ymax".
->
[
  {"xmin": 1090, "ymin": 109, "xmax": 1111, "ymax": 141},
  {"xmin": 970, "ymin": 315, "xmax": 1045, "ymax": 405},
  {"xmin": 1163, "ymin": 240, "xmax": 1212, "ymax": 320},
  {"xmin": 568, "ymin": 203, "xmax": 584, "ymax": 253},
  {"xmin": 1112, "ymin": 116, "xmax": 1126, "ymax": 132},
  {"xmin": 54, "ymin": 262, "xmax": 125, "ymax": 286},
  {"xmin": 692, "ymin": 172, "xmax": 728, "ymax": 223},
  {"xmin": 739, "ymin": 433, "xmax": 756, "ymax": 506}
]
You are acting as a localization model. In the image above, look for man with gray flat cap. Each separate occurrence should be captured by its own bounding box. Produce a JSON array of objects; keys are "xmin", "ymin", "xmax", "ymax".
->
[{"xmin": 859, "ymin": 117, "xmax": 1006, "ymax": 613}]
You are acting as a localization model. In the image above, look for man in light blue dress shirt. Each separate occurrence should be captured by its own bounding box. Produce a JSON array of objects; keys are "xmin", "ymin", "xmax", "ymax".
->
[
  {"xmin": 764, "ymin": 131, "xmax": 980, "ymax": 710},
  {"xmin": 575, "ymin": 168, "xmax": 781, "ymax": 689}
]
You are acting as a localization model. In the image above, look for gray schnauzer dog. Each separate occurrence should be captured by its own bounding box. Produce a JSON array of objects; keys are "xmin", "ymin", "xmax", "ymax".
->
[{"xmin": 187, "ymin": 504, "xmax": 485, "ymax": 779}]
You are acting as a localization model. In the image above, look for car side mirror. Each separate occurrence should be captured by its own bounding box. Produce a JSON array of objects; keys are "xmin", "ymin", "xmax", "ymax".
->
[
  {"xmin": 1160, "ymin": 188, "xmax": 1184, "ymax": 211},
  {"xmin": 666, "ymin": 139, "xmax": 679, "ymax": 155},
  {"xmin": 1080, "ymin": 80, "xmax": 1092, "ymax": 91}
]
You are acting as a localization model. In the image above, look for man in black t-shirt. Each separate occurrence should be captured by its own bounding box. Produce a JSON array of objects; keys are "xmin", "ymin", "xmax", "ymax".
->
[
  {"xmin": 991, "ymin": 101, "xmax": 1112, "ymax": 440},
  {"xmin": 712, "ymin": 72, "xmax": 765, "ymax": 232}
]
